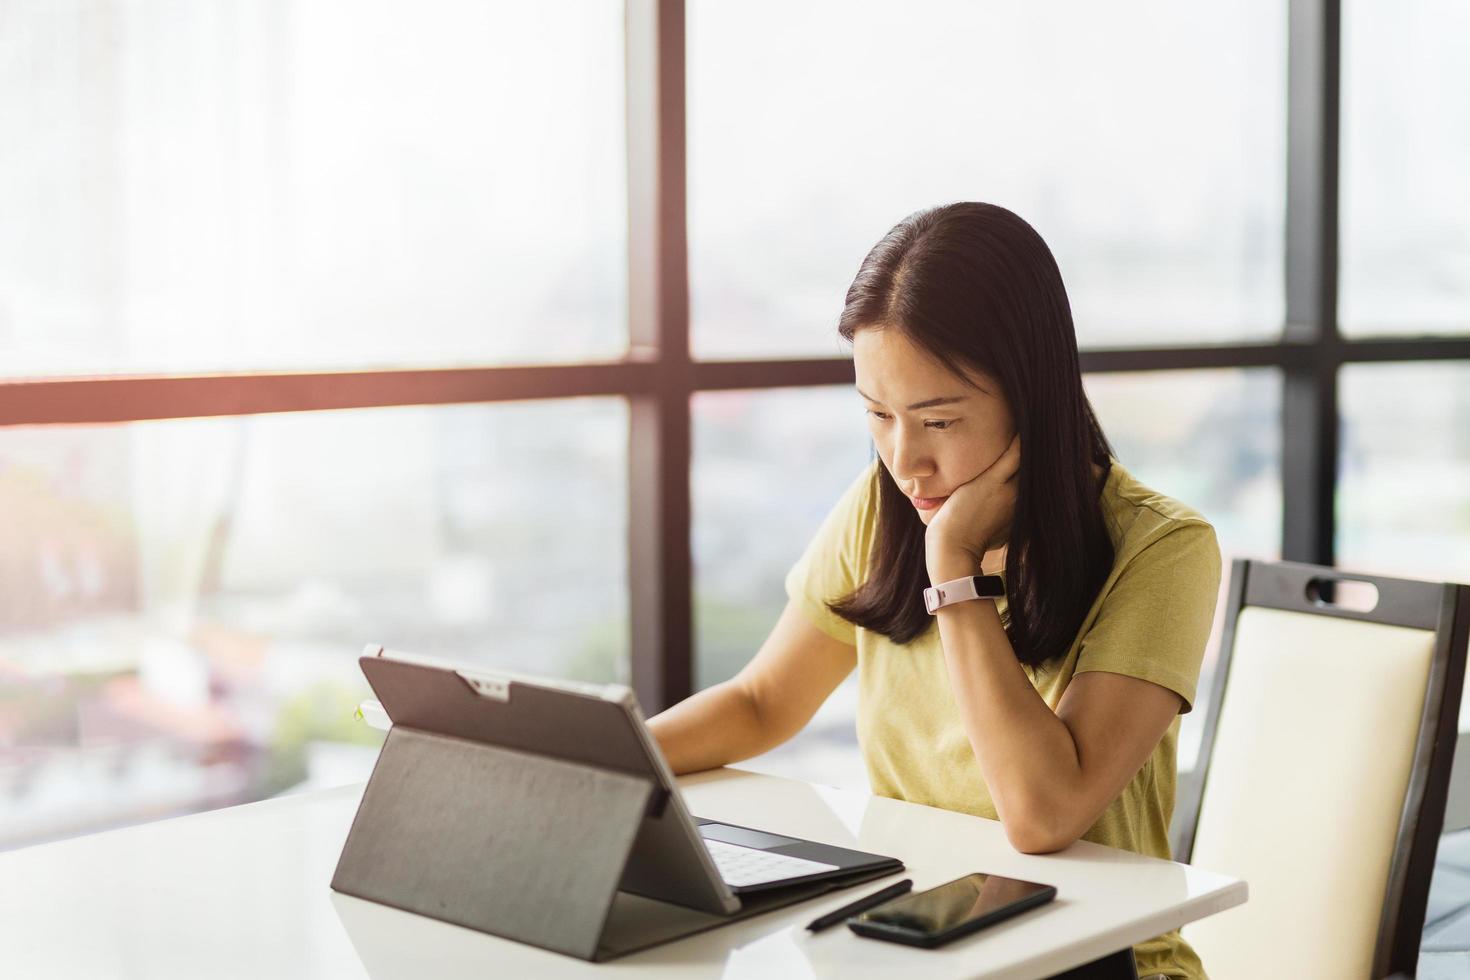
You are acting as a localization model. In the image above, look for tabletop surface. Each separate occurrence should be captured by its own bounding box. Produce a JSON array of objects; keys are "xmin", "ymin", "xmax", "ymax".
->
[{"xmin": 0, "ymin": 766, "xmax": 1246, "ymax": 979}]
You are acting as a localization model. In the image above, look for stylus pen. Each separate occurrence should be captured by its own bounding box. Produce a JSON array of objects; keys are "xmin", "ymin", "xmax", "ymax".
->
[{"xmin": 804, "ymin": 879, "xmax": 913, "ymax": 933}]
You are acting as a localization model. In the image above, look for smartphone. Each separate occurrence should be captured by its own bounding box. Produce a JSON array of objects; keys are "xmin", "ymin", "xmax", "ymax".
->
[{"xmin": 846, "ymin": 872, "xmax": 1056, "ymax": 948}]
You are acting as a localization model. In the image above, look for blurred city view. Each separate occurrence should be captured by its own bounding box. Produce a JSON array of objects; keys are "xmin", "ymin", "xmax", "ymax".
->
[
  {"xmin": 0, "ymin": 403, "xmax": 628, "ymax": 847},
  {"xmin": 2, "ymin": 1, "xmax": 1467, "ymax": 849}
]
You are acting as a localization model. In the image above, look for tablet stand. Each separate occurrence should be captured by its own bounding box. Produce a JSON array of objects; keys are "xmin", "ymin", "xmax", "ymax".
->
[{"xmin": 331, "ymin": 726, "xmax": 888, "ymax": 961}]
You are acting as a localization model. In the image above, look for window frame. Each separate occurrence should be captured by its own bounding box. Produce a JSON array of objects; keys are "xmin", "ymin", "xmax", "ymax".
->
[{"xmin": 3, "ymin": 0, "xmax": 1467, "ymax": 712}]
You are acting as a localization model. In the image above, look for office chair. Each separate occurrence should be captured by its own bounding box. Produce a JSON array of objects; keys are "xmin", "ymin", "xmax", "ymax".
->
[{"xmin": 1170, "ymin": 559, "xmax": 1470, "ymax": 978}]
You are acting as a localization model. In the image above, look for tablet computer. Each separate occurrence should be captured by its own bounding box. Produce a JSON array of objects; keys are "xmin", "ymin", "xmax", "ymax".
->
[{"xmin": 355, "ymin": 645, "xmax": 902, "ymax": 915}]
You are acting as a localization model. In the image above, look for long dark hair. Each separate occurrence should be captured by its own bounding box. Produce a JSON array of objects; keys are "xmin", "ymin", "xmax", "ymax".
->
[{"xmin": 827, "ymin": 202, "xmax": 1115, "ymax": 669}]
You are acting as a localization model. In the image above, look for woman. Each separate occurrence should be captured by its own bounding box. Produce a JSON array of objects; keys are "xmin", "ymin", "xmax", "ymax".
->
[{"xmin": 647, "ymin": 202, "xmax": 1220, "ymax": 979}]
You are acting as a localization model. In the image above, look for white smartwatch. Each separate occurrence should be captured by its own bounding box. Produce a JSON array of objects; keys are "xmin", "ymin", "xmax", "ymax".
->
[{"xmin": 923, "ymin": 574, "xmax": 1006, "ymax": 614}]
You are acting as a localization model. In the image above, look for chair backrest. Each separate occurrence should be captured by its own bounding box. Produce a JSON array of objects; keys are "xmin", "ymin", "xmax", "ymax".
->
[{"xmin": 1175, "ymin": 559, "xmax": 1470, "ymax": 979}]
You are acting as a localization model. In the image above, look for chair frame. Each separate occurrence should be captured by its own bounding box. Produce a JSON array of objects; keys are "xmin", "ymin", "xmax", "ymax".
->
[{"xmin": 1172, "ymin": 558, "xmax": 1470, "ymax": 977}]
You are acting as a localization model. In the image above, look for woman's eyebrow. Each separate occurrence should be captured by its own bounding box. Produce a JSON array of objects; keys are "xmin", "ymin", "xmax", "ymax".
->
[{"xmin": 855, "ymin": 387, "xmax": 972, "ymax": 410}]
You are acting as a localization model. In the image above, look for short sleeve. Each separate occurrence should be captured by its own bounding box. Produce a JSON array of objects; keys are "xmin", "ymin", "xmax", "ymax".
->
[
  {"xmin": 1074, "ymin": 521, "xmax": 1222, "ymax": 714},
  {"xmin": 782, "ymin": 462, "xmax": 880, "ymax": 646}
]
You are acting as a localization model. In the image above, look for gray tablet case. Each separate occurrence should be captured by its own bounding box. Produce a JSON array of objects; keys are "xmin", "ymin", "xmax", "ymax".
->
[{"xmin": 329, "ymin": 655, "xmax": 896, "ymax": 961}]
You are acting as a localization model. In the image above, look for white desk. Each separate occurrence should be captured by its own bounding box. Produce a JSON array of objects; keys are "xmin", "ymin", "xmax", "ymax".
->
[{"xmin": 0, "ymin": 767, "xmax": 1245, "ymax": 979}]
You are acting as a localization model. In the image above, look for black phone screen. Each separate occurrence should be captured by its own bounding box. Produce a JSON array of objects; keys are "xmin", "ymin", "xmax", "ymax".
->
[{"xmin": 853, "ymin": 872, "xmax": 1053, "ymax": 937}]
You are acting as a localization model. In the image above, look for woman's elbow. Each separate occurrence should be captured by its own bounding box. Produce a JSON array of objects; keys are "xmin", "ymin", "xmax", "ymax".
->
[{"xmin": 1002, "ymin": 811, "xmax": 1078, "ymax": 855}]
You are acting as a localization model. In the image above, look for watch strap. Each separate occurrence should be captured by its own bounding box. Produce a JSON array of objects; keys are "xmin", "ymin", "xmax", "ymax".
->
[{"xmin": 923, "ymin": 574, "xmax": 1005, "ymax": 614}]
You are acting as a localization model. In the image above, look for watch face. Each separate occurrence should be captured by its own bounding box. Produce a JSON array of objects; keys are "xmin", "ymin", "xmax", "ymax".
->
[{"xmin": 975, "ymin": 575, "xmax": 1005, "ymax": 597}]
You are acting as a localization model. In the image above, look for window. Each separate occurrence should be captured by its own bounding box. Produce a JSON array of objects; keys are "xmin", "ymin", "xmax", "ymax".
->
[
  {"xmin": 688, "ymin": 0, "xmax": 1286, "ymax": 358},
  {"xmin": 1340, "ymin": 0, "xmax": 1470, "ymax": 335},
  {"xmin": 692, "ymin": 387, "xmax": 870, "ymax": 687},
  {"xmin": 0, "ymin": 2, "xmax": 627, "ymax": 375},
  {"xmin": 0, "ymin": 400, "xmax": 626, "ymax": 847},
  {"xmin": 4, "ymin": 2, "xmax": 1464, "ymax": 851},
  {"xmin": 1339, "ymin": 363, "xmax": 1470, "ymax": 581}
]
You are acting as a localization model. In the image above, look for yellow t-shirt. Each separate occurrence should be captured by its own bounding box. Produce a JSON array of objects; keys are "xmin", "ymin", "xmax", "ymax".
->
[{"xmin": 784, "ymin": 458, "xmax": 1221, "ymax": 980}]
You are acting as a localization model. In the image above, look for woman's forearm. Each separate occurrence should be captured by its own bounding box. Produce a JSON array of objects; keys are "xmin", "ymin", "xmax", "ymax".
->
[
  {"xmin": 646, "ymin": 680, "xmax": 778, "ymax": 775},
  {"xmin": 928, "ymin": 552, "xmax": 1084, "ymax": 851},
  {"xmin": 936, "ymin": 596, "xmax": 1084, "ymax": 844}
]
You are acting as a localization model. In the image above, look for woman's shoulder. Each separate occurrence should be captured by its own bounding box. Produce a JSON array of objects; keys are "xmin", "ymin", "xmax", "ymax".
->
[
  {"xmin": 805, "ymin": 458, "xmax": 885, "ymax": 566},
  {"xmin": 836, "ymin": 457, "xmax": 883, "ymax": 517},
  {"xmin": 1100, "ymin": 460, "xmax": 1217, "ymax": 565}
]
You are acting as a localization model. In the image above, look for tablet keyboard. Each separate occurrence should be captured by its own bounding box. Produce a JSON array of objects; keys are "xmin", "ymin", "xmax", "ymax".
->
[{"xmin": 703, "ymin": 838, "xmax": 839, "ymax": 887}]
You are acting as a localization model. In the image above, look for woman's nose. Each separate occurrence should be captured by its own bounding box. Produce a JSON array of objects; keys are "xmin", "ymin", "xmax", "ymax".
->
[{"xmin": 889, "ymin": 427, "xmax": 934, "ymax": 483}]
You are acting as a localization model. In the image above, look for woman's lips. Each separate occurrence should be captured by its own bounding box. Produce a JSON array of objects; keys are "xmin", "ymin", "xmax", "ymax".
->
[{"xmin": 911, "ymin": 495, "xmax": 948, "ymax": 510}]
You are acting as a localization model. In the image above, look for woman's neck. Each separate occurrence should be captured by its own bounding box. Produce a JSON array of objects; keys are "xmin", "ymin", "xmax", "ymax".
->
[{"xmin": 980, "ymin": 461, "xmax": 1109, "ymax": 576}]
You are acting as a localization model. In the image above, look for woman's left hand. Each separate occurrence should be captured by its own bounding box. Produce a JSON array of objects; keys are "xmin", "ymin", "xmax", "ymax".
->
[{"xmin": 924, "ymin": 433, "xmax": 1020, "ymax": 578}]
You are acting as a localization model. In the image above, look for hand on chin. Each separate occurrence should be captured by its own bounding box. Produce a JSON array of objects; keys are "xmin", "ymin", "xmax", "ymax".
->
[{"xmin": 922, "ymin": 434, "xmax": 1021, "ymax": 568}]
